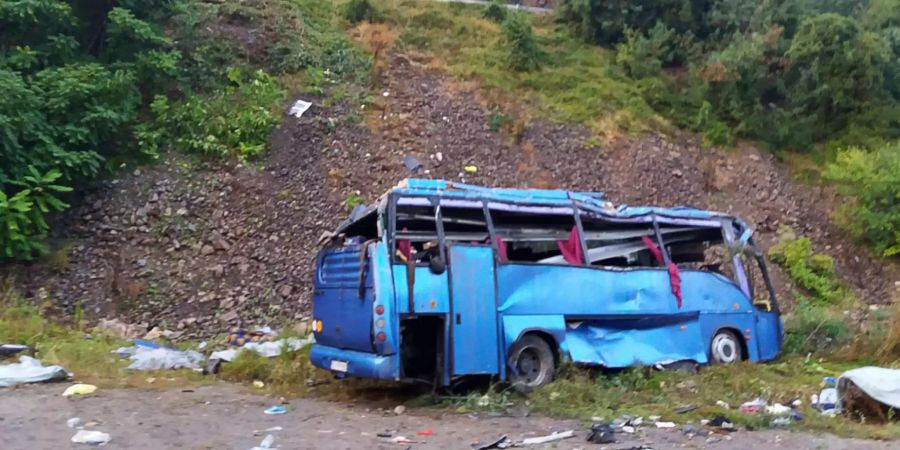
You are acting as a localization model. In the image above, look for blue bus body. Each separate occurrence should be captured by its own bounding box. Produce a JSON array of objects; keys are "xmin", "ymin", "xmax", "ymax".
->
[{"xmin": 310, "ymin": 179, "xmax": 783, "ymax": 386}]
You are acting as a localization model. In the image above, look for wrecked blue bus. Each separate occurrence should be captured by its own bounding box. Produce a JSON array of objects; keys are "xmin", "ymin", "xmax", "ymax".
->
[{"xmin": 310, "ymin": 179, "xmax": 782, "ymax": 390}]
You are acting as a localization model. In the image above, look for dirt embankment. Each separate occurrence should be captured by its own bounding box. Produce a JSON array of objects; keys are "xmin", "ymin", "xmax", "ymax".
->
[{"xmin": 5, "ymin": 51, "xmax": 897, "ymax": 336}]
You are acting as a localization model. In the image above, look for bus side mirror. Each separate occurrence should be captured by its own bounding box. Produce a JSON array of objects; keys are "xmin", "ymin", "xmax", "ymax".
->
[{"xmin": 429, "ymin": 254, "xmax": 446, "ymax": 274}]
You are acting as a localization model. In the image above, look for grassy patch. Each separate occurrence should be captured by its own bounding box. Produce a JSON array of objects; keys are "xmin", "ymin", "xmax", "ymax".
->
[
  {"xmin": 381, "ymin": 0, "xmax": 663, "ymax": 138},
  {"xmin": 455, "ymin": 359, "xmax": 900, "ymax": 439}
]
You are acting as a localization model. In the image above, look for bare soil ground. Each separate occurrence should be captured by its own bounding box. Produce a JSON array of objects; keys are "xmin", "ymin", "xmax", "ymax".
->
[{"xmin": 1, "ymin": 383, "xmax": 891, "ymax": 450}]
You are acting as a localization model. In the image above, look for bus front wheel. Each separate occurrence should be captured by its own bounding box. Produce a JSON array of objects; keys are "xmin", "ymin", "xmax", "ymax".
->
[
  {"xmin": 508, "ymin": 334, "xmax": 555, "ymax": 393},
  {"xmin": 710, "ymin": 330, "xmax": 743, "ymax": 364}
]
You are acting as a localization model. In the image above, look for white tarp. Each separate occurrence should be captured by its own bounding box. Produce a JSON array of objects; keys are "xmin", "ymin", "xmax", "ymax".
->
[
  {"xmin": 210, "ymin": 336, "xmax": 315, "ymax": 362},
  {"xmin": 0, "ymin": 356, "xmax": 68, "ymax": 387},
  {"xmin": 838, "ymin": 366, "xmax": 900, "ymax": 409}
]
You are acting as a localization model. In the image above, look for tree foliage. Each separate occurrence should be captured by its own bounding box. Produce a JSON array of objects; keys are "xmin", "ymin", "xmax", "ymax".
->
[
  {"xmin": 825, "ymin": 144, "xmax": 900, "ymax": 258},
  {"xmin": 559, "ymin": 0, "xmax": 900, "ymax": 152},
  {"xmin": 502, "ymin": 12, "xmax": 546, "ymax": 72}
]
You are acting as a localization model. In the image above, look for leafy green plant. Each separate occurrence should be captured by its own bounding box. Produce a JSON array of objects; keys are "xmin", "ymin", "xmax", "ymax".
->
[
  {"xmin": 1, "ymin": 167, "xmax": 72, "ymax": 260},
  {"xmin": 825, "ymin": 144, "xmax": 900, "ymax": 257},
  {"xmin": 768, "ymin": 227, "xmax": 849, "ymax": 304},
  {"xmin": 488, "ymin": 110, "xmax": 509, "ymax": 131},
  {"xmin": 501, "ymin": 12, "xmax": 545, "ymax": 72},
  {"xmin": 483, "ymin": 1, "xmax": 507, "ymax": 23},
  {"xmin": 142, "ymin": 70, "xmax": 286, "ymax": 159},
  {"xmin": 615, "ymin": 22, "xmax": 675, "ymax": 79},
  {"xmin": 344, "ymin": 0, "xmax": 377, "ymax": 24}
]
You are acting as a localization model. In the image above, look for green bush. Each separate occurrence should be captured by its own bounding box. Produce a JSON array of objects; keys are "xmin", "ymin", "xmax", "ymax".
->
[
  {"xmin": 786, "ymin": 14, "xmax": 886, "ymax": 138},
  {"xmin": 768, "ymin": 228, "xmax": 849, "ymax": 304},
  {"xmin": 142, "ymin": 70, "xmax": 286, "ymax": 159},
  {"xmin": 0, "ymin": 168, "xmax": 72, "ymax": 259},
  {"xmin": 483, "ymin": 1, "xmax": 507, "ymax": 23},
  {"xmin": 501, "ymin": 12, "xmax": 545, "ymax": 72},
  {"xmin": 825, "ymin": 144, "xmax": 900, "ymax": 257},
  {"xmin": 615, "ymin": 22, "xmax": 676, "ymax": 79},
  {"xmin": 344, "ymin": 0, "xmax": 377, "ymax": 24}
]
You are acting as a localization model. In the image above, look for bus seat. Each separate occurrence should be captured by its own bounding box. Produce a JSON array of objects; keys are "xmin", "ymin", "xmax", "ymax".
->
[{"xmin": 557, "ymin": 226, "xmax": 583, "ymax": 264}]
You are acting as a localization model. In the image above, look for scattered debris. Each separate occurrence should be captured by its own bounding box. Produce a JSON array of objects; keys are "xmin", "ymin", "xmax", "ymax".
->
[
  {"xmin": 655, "ymin": 421, "xmax": 676, "ymax": 428},
  {"xmin": 416, "ymin": 429, "xmax": 433, "ymax": 436},
  {"xmin": 0, "ymin": 355, "xmax": 68, "ymax": 387},
  {"xmin": 622, "ymin": 426, "xmax": 635, "ymax": 433},
  {"xmin": 209, "ymin": 336, "xmax": 314, "ymax": 362},
  {"xmin": 377, "ymin": 432, "xmax": 393, "ymax": 438},
  {"xmin": 288, "ymin": 99, "xmax": 313, "ymax": 119},
  {"xmin": 765, "ymin": 403, "xmax": 791, "ymax": 415},
  {"xmin": 472, "ymin": 435, "xmax": 510, "ymax": 450},
  {"xmin": 393, "ymin": 405, "xmax": 406, "ymax": 415},
  {"xmin": 248, "ymin": 434, "xmax": 275, "ymax": 450},
  {"xmin": 264, "ymin": 405, "xmax": 287, "ymax": 415},
  {"xmin": 707, "ymin": 415, "xmax": 736, "ymax": 432},
  {"xmin": 67, "ymin": 417, "xmax": 82, "ymax": 428},
  {"xmin": 738, "ymin": 398, "xmax": 765, "ymax": 414},
  {"xmin": 681, "ymin": 424, "xmax": 706, "ymax": 436},
  {"xmin": 0, "ymin": 343, "xmax": 31, "ymax": 357},
  {"xmin": 464, "ymin": 165, "xmax": 478, "ymax": 173},
  {"xmin": 401, "ymin": 155, "xmax": 423, "ymax": 174},
  {"xmin": 521, "ymin": 430, "xmax": 574, "ymax": 445},
  {"xmin": 71, "ymin": 430, "xmax": 111, "ymax": 445},
  {"xmin": 715, "ymin": 400, "xmax": 730, "ymax": 409},
  {"xmin": 63, "ymin": 384, "xmax": 98, "ymax": 397},
  {"xmin": 252, "ymin": 426, "xmax": 283, "ymax": 436},
  {"xmin": 586, "ymin": 423, "xmax": 615, "ymax": 444},
  {"xmin": 673, "ymin": 404, "xmax": 698, "ymax": 414},
  {"xmin": 117, "ymin": 340, "xmax": 204, "ymax": 370},
  {"xmin": 253, "ymin": 380, "xmax": 265, "ymax": 389}
]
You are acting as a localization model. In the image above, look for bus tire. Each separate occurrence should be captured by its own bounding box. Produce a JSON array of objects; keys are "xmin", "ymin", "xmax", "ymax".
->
[
  {"xmin": 508, "ymin": 334, "xmax": 555, "ymax": 393},
  {"xmin": 710, "ymin": 329, "xmax": 743, "ymax": 364}
]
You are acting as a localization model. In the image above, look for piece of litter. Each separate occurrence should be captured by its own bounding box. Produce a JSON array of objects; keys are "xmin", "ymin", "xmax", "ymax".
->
[
  {"xmin": 464, "ymin": 165, "xmax": 478, "ymax": 173},
  {"xmin": 401, "ymin": 156, "xmax": 422, "ymax": 174},
  {"xmin": 416, "ymin": 429, "xmax": 433, "ymax": 436},
  {"xmin": 715, "ymin": 400, "xmax": 730, "ymax": 409},
  {"xmin": 673, "ymin": 404, "xmax": 698, "ymax": 414},
  {"xmin": 739, "ymin": 398, "xmax": 765, "ymax": 414},
  {"xmin": 393, "ymin": 405, "xmax": 406, "ymax": 415},
  {"xmin": 648, "ymin": 415, "xmax": 661, "ymax": 421},
  {"xmin": 622, "ymin": 426, "xmax": 635, "ymax": 433},
  {"xmin": 197, "ymin": 341, "xmax": 207, "ymax": 350},
  {"xmin": 765, "ymin": 403, "xmax": 791, "ymax": 416},
  {"xmin": 288, "ymin": 99, "xmax": 312, "ymax": 119},
  {"xmin": 521, "ymin": 430, "xmax": 575, "ymax": 445},
  {"xmin": 71, "ymin": 430, "xmax": 110, "ymax": 445},
  {"xmin": 264, "ymin": 405, "xmax": 287, "ymax": 415},
  {"xmin": 253, "ymin": 380, "xmax": 265, "ymax": 389},
  {"xmin": 383, "ymin": 91, "xmax": 390, "ymax": 97},
  {"xmin": 63, "ymin": 384, "xmax": 97, "ymax": 397},
  {"xmin": 0, "ymin": 355, "xmax": 68, "ymax": 387},
  {"xmin": 586, "ymin": 423, "xmax": 615, "ymax": 444},
  {"xmin": 391, "ymin": 436, "xmax": 412, "ymax": 444},
  {"xmin": 655, "ymin": 421, "xmax": 676, "ymax": 428},
  {"xmin": 67, "ymin": 417, "xmax": 82, "ymax": 428},
  {"xmin": 472, "ymin": 435, "xmax": 509, "ymax": 450}
]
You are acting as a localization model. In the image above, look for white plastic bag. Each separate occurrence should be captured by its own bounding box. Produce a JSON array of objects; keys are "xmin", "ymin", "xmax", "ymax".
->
[
  {"xmin": 124, "ymin": 347, "xmax": 204, "ymax": 370},
  {"xmin": 71, "ymin": 430, "xmax": 111, "ymax": 445}
]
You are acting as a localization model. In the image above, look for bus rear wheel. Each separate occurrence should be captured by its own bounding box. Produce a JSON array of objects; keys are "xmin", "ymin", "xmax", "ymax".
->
[
  {"xmin": 508, "ymin": 334, "xmax": 555, "ymax": 393},
  {"xmin": 710, "ymin": 330, "xmax": 743, "ymax": 364}
]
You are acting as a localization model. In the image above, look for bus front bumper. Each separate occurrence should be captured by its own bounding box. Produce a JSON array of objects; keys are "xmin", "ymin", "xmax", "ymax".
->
[{"xmin": 309, "ymin": 344, "xmax": 399, "ymax": 380}]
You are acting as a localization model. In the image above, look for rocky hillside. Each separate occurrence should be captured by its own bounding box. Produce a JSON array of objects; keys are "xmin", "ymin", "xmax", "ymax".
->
[{"xmin": 7, "ymin": 48, "xmax": 898, "ymax": 339}]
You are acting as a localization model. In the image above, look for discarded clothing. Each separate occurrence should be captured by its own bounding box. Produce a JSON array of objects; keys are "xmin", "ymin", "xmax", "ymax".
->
[
  {"xmin": 227, "ymin": 328, "xmax": 274, "ymax": 347},
  {"xmin": 0, "ymin": 356, "xmax": 68, "ymax": 387}
]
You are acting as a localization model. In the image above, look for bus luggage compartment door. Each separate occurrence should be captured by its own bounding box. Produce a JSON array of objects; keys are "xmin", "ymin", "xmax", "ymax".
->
[{"xmin": 449, "ymin": 245, "xmax": 499, "ymax": 375}]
